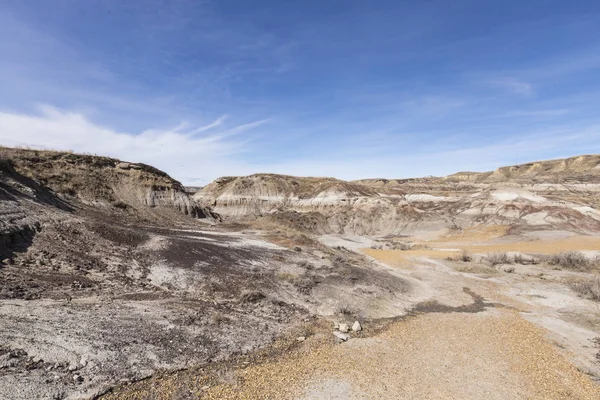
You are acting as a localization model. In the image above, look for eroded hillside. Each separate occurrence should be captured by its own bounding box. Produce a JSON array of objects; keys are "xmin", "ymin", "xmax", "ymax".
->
[
  {"xmin": 195, "ymin": 155, "xmax": 600, "ymax": 236},
  {"xmin": 2, "ymin": 148, "xmax": 600, "ymax": 400}
]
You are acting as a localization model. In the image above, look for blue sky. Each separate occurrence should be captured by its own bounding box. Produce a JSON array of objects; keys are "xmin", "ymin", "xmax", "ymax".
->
[{"xmin": 1, "ymin": 0, "xmax": 600, "ymax": 184}]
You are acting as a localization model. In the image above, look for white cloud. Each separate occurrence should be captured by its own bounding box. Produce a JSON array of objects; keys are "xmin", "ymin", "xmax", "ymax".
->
[
  {"xmin": 0, "ymin": 106, "xmax": 265, "ymax": 185},
  {"xmin": 1, "ymin": 106, "xmax": 599, "ymax": 186}
]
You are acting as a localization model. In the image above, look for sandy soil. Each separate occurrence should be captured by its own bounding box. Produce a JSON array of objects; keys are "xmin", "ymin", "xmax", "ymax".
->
[{"xmin": 118, "ymin": 310, "xmax": 599, "ymax": 400}]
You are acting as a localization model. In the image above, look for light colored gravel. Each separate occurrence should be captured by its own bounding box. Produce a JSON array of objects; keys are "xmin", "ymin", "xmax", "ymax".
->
[{"xmin": 198, "ymin": 309, "xmax": 600, "ymax": 400}]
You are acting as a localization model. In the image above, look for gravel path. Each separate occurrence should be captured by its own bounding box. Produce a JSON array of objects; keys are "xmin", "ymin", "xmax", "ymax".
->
[{"xmin": 201, "ymin": 310, "xmax": 600, "ymax": 400}]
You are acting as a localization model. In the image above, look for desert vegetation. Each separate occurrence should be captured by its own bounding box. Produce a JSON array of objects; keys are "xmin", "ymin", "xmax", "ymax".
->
[
  {"xmin": 571, "ymin": 277, "xmax": 600, "ymax": 301},
  {"xmin": 548, "ymin": 251, "xmax": 599, "ymax": 271}
]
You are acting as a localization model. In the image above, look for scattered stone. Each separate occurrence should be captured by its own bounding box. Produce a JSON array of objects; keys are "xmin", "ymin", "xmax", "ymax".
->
[
  {"xmin": 67, "ymin": 364, "xmax": 78, "ymax": 372},
  {"xmin": 333, "ymin": 331, "xmax": 349, "ymax": 341},
  {"xmin": 296, "ymin": 336, "xmax": 306, "ymax": 342},
  {"xmin": 352, "ymin": 321, "xmax": 362, "ymax": 332},
  {"xmin": 338, "ymin": 323, "xmax": 349, "ymax": 333}
]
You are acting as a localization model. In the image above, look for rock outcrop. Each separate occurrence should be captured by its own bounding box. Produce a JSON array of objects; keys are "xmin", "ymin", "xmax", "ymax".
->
[
  {"xmin": 195, "ymin": 156, "xmax": 600, "ymax": 236},
  {"xmin": 0, "ymin": 147, "xmax": 218, "ymax": 221}
]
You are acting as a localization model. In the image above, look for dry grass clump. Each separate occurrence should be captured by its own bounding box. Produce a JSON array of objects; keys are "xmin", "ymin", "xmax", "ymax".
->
[
  {"xmin": 446, "ymin": 250, "xmax": 472, "ymax": 262},
  {"xmin": 548, "ymin": 251, "xmax": 597, "ymax": 271},
  {"xmin": 513, "ymin": 253, "xmax": 539, "ymax": 265},
  {"xmin": 332, "ymin": 254, "xmax": 349, "ymax": 268},
  {"xmin": 570, "ymin": 277, "xmax": 600, "ymax": 301},
  {"xmin": 487, "ymin": 252, "xmax": 511, "ymax": 266},
  {"xmin": 296, "ymin": 260, "xmax": 314, "ymax": 270}
]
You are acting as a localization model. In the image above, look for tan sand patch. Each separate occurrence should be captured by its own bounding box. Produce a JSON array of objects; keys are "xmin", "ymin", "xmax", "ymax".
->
[
  {"xmin": 461, "ymin": 235, "xmax": 600, "ymax": 254},
  {"xmin": 362, "ymin": 248, "xmax": 462, "ymax": 267}
]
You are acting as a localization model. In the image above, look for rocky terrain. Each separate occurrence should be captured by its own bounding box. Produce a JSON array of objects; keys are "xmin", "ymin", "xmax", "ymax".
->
[
  {"xmin": 194, "ymin": 155, "xmax": 600, "ymax": 236},
  {"xmin": 1, "ymin": 147, "xmax": 600, "ymax": 399}
]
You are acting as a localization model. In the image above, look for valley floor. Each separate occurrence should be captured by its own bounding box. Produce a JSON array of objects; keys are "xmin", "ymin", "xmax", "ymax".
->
[{"xmin": 102, "ymin": 226, "xmax": 600, "ymax": 400}]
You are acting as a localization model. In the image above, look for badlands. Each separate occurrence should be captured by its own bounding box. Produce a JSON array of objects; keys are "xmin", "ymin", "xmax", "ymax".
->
[{"xmin": 1, "ymin": 147, "xmax": 600, "ymax": 399}]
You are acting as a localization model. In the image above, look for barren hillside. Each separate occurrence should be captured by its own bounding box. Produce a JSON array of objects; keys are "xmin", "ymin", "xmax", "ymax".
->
[
  {"xmin": 2, "ymin": 148, "xmax": 600, "ymax": 400},
  {"xmin": 195, "ymin": 155, "xmax": 600, "ymax": 236}
]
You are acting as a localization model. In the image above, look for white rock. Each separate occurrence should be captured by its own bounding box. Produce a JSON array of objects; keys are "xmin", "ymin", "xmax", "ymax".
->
[
  {"xmin": 352, "ymin": 321, "xmax": 362, "ymax": 332},
  {"xmin": 333, "ymin": 331, "xmax": 349, "ymax": 341},
  {"xmin": 296, "ymin": 336, "xmax": 306, "ymax": 342},
  {"xmin": 338, "ymin": 323, "xmax": 349, "ymax": 333}
]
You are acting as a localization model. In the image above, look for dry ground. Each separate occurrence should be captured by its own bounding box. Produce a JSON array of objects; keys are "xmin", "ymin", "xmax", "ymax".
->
[
  {"xmin": 100, "ymin": 224, "xmax": 600, "ymax": 400},
  {"xmin": 197, "ymin": 310, "xmax": 600, "ymax": 400}
]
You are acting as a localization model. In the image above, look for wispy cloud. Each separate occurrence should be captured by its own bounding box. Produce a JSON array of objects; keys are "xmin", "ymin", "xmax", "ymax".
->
[
  {"xmin": 0, "ymin": 106, "xmax": 268, "ymax": 185},
  {"xmin": 186, "ymin": 115, "xmax": 228, "ymax": 136},
  {"xmin": 488, "ymin": 78, "xmax": 534, "ymax": 97}
]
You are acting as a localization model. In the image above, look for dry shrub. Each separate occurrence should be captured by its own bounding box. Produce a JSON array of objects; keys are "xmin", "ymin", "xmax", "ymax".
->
[
  {"xmin": 513, "ymin": 253, "xmax": 538, "ymax": 265},
  {"xmin": 392, "ymin": 242, "xmax": 412, "ymax": 251},
  {"xmin": 332, "ymin": 254, "xmax": 349, "ymax": 268},
  {"xmin": 548, "ymin": 251, "xmax": 595, "ymax": 271},
  {"xmin": 487, "ymin": 252, "xmax": 511, "ymax": 266},
  {"xmin": 459, "ymin": 250, "xmax": 472, "ymax": 262},
  {"xmin": 446, "ymin": 250, "xmax": 472, "ymax": 262},
  {"xmin": 296, "ymin": 260, "xmax": 314, "ymax": 270},
  {"xmin": 571, "ymin": 277, "xmax": 600, "ymax": 301}
]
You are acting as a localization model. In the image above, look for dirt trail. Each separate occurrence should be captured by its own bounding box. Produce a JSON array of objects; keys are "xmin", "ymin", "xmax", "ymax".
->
[{"xmin": 184, "ymin": 309, "xmax": 599, "ymax": 400}]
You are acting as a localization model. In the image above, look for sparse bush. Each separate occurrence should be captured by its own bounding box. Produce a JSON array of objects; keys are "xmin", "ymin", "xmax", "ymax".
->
[
  {"xmin": 335, "ymin": 302, "xmax": 356, "ymax": 316},
  {"xmin": 332, "ymin": 254, "xmax": 349, "ymax": 268},
  {"xmin": 459, "ymin": 250, "xmax": 472, "ymax": 262},
  {"xmin": 112, "ymin": 200, "xmax": 129, "ymax": 210},
  {"xmin": 487, "ymin": 252, "xmax": 511, "ymax": 266},
  {"xmin": 446, "ymin": 250, "xmax": 472, "ymax": 262},
  {"xmin": 513, "ymin": 253, "xmax": 538, "ymax": 265},
  {"xmin": 392, "ymin": 242, "xmax": 412, "ymax": 251},
  {"xmin": 548, "ymin": 251, "xmax": 593, "ymax": 270},
  {"xmin": 239, "ymin": 290, "xmax": 266, "ymax": 303},
  {"xmin": 297, "ymin": 260, "xmax": 314, "ymax": 270},
  {"xmin": 571, "ymin": 277, "xmax": 600, "ymax": 301}
]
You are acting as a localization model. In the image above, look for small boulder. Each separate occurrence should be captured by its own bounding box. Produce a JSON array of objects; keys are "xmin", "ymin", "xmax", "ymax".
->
[
  {"xmin": 73, "ymin": 374, "xmax": 84, "ymax": 384},
  {"xmin": 352, "ymin": 321, "xmax": 362, "ymax": 332},
  {"xmin": 333, "ymin": 331, "xmax": 349, "ymax": 341},
  {"xmin": 296, "ymin": 336, "xmax": 306, "ymax": 342},
  {"xmin": 338, "ymin": 323, "xmax": 349, "ymax": 333}
]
